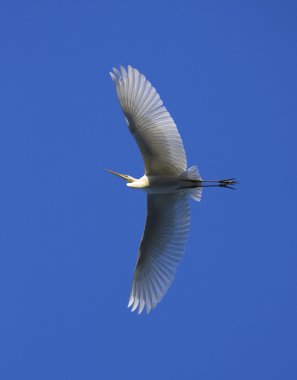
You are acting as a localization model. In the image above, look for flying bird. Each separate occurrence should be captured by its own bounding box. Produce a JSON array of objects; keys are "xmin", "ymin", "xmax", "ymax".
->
[{"xmin": 107, "ymin": 65, "xmax": 238, "ymax": 314}]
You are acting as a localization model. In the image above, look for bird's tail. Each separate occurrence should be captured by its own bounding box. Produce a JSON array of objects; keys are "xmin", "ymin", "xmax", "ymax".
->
[
  {"xmin": 185, "ymin": 165, "xmax": 202, "ymax": 181},
  {"xmin": 181, "ymin": 165, "xmax": 203, "ymax": 202}
]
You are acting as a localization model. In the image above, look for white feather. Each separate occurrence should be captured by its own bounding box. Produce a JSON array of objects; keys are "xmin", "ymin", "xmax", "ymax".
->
[
  {"xmin": 111, "ymin": 66, "xmax": 187, "ymax": 176},
  {"xmin": 128, "ymin": 193, "xmax": 190, "ymax": 314}
]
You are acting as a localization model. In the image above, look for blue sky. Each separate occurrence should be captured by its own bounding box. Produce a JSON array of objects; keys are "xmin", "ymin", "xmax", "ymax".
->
[{"xmin": 1, "ymin": 1, "xmax": 297, "ymax": 379}]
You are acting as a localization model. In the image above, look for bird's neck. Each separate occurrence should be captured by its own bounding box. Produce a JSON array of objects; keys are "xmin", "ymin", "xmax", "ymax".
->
[{"xmin": 127, "ymin": 175, "xmax": 149, "ymax": 188}]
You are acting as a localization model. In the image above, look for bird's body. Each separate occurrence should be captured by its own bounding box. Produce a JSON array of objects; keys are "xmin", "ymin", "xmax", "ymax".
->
[
  {"xmin": 107, "ymin": 65, "xmax": 238, "ymax": 314},
  {"xmin": 129, "ymin": 174, "xmax": 197, "ymax": 192},
  {"xmin": 106, "ymin": 166, "xmax": 204, "ymax": 198}
]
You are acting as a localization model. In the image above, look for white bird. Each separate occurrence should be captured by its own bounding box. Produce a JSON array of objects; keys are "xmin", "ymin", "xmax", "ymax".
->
[{"xmin": 107, "ymin": 65, "xmax": 238, "ymax": 314}]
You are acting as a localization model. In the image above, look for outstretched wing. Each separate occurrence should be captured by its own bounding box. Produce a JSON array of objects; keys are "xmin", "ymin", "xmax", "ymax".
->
[
  {"xmin": 128, "ymin": 192, "xmax": 191, "ymax": 314},
  {"xmin": 110, "ymin": 66, "xmax": 187, "ymax": 176}
]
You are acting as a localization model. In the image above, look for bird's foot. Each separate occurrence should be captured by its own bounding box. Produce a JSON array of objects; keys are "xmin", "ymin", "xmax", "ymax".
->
[{"xmin": 218, "ymin": 178, "xmax": 239, "ymax": 190}]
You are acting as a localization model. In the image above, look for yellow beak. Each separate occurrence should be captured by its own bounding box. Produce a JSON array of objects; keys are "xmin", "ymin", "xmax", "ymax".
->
[{"xmin": 104, "ymin": 168, "xmax": 129, "ymax": 181}]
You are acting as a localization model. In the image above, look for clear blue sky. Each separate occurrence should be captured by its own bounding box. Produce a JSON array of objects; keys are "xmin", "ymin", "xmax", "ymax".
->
[{"xmin": 1, "ymin": 1, "xmax": 296, "ymax": 379}]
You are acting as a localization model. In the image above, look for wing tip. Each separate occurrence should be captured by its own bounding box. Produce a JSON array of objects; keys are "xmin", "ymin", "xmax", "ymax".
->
[
  {"xmin": 127, "ymin": 299, "xmax": 152, "ymax": 315},
  {"xmin": 110, "ymin": 65, "xmax": 138, "ymax": 82},
  {"xmin": 109, "ymin": 71, "xmax": 117, "ymax": 81}
]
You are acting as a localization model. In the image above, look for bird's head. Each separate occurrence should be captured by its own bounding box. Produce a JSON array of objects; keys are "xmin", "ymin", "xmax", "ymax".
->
[{"xmin": 105, "ymin": 169, "xmax": 136, "ymax": 183}]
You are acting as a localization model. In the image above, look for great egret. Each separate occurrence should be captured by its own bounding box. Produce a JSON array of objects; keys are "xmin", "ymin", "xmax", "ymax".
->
[{"xmin": 107, "ymin": 66, "xmax": 238, "ymax": 314}]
